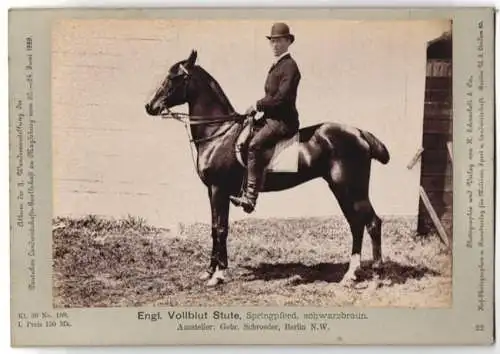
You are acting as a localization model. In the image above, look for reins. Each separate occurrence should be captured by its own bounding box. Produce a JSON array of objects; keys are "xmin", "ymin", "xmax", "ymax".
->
[
  {"xmin": 160, "ymin": 110, "xmax": 249, "ymax": 143},
  {"xmin": 159, "ymin": 109, "xmax": 252, "ymax": 181},
  {"xmin": 161, "ymin": 111, "xmax": 246, "ymax": 127}
]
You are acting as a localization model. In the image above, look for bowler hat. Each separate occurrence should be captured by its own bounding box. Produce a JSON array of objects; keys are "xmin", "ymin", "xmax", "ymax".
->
[{"xmin": 266, "ymin": 22, "xmax": 295, "ymax": 43}]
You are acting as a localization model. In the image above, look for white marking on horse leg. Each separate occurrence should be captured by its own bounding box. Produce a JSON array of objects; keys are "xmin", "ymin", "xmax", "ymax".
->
[
  {"xmin": 350, "ymin": 253, "xmax": 361, "ymax": 271},
  {"xmin": 342, "ymin": 253, "xmax": 361, "ymax": 284},
  {"xmin": 206, "ymin": 266, "xmax": 226, "ymax": 287},
  {"xmin": 213, "ymin": 266, "xmax": 225, "ymax": 281},
  {"xmin": 199, "ymin": 271, "xmax": 212, "ymax": 281}
]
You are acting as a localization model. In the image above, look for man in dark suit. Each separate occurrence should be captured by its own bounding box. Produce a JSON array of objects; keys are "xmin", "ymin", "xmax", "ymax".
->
[{"xmin": 230, "ymin": 22, "xmax": 301, "ymax": 213}]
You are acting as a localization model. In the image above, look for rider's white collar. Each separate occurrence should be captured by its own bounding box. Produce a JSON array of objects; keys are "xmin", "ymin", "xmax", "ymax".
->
[{"xmin": 273, "ymin": 51, "xmax": 290, "ymax": 65}]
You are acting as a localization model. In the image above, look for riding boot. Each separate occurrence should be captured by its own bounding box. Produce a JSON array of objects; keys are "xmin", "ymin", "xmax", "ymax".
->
[{"xmin": 229, "ymin": 150, "xmax": 263, "ymax": 213}]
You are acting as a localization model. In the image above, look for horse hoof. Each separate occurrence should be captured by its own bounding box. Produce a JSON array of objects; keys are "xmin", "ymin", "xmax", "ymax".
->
[
  {"xmin": 199, "ymin": 271, "xmax": 213, "ymax": 281},
  {"xmin": 199, "ymin": 271, "xmax": 212, "ymax": 280},
  {"xmin": 340, "ymin": 278, "xmax": 355, "ymax": 288},
  {"xmin": 206, "ymin": 276, "xmax": 224, "ymax": 287},
  {"xmin": 340, "ymin": 273, "xmax": 357, "ymax": 287}
]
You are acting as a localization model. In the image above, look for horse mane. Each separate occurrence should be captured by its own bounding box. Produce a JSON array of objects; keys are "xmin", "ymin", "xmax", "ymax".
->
[{"xmin": 194, "ymin": 65, "xmax": 237, "ymax": 114}]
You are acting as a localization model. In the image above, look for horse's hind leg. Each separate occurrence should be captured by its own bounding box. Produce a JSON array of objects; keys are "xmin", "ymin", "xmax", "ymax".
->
[
  {"xmin": 366, "ymin": 205, "xmax": 383, "ymax": 268},
  {"xmin": 324, "ymin": 159, "xmax": 380, "ymax": 285},
  {"xmin": 343, "ymin": 209, "xmax": 365, "ymax": 285},
  {"xmin": 325, "ymin": 178, "xmax": 366, "ymax": 285}
]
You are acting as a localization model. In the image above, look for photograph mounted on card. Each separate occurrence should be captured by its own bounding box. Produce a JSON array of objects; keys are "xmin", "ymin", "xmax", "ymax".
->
[
  {"xmin": 9, "ymin": 7, "xmax": 495, "ymax": 346},
  {"xmin": 52, "ymin": 16, "xmax": 450, "ymax": 308}
]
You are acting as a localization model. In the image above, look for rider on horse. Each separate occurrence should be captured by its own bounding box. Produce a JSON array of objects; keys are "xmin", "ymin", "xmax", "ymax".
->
[{"xmin": 230, "ymin": 22, "xmax": 302, "ymax": 213}]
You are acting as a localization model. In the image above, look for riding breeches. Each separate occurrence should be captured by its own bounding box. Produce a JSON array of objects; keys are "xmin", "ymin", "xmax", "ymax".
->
[
  {"xmin": 245, "ymin": 118, "xmax": 298, "ymax": 195},
  {"xmin": 249, "ymin": 118, "xmax": 297, "ymax": 154}
]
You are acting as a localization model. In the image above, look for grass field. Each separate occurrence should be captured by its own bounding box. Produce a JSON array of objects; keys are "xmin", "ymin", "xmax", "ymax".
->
[{"xmin": 53, "ymin": 214, "xmax": 451, "ymax": 308}]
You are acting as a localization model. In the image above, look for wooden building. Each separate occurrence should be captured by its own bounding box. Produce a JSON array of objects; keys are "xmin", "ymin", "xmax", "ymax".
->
[{"xmin": 417, "ymin": 32, "xmax": 453, "ymax": 242}]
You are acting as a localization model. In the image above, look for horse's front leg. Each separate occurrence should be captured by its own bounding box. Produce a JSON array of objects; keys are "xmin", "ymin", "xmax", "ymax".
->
[
  {"xmin": 198, "ymin": 225, "xmax": 218, "ymax": 281},
  {"xmin": 199, "ymin": 187, "xmax": 219, "ymax": 281},
  {"xmin": 205, "ymin": 185, "xmax": 230, "ymax": 287}
]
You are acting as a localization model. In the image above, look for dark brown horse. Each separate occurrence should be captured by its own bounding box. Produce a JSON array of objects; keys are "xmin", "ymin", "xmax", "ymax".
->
[{"xmin": 145, "ymin": 50, "xmax": 390, "ymax": 287}]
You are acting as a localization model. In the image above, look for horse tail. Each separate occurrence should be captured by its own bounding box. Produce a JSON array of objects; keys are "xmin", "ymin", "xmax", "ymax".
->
[{"xmin": 360, "ymin": 130, "xmax": 390, "ymax": 164}]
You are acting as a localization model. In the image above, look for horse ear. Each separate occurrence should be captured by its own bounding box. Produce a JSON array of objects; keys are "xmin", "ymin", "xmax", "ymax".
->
[{"xmin": 186, "ymin": 50, "xmax": 197, "ymax": 67}]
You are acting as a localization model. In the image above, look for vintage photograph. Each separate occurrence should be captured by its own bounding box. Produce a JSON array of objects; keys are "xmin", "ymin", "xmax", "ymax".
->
[{"xmin": 51, "ymin": 18, "xmax": 453, "ymax": 308}]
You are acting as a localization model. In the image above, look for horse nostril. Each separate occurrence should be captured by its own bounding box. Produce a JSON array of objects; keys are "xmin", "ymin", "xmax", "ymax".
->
[{"xmin": 145, "ymin": 103, "xmax": 151, "ymax": 114}]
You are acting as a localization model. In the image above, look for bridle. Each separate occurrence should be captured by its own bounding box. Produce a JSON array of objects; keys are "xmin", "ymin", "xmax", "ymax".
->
[
  {"xmin": 158, "ymin": 63, "xmax": 250, "ymax": 144},
  {"xmin": 153, "ymin": 63, "xmax": 254, "ymax": 180}
]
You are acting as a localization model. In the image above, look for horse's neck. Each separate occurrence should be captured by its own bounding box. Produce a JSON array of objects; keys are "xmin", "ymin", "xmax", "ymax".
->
[{"xmin": 188, "ymin": 90, "xmax": 235, "ymax": 147}]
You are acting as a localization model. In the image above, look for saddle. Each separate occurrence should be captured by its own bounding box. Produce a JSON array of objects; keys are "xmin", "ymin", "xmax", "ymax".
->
[{"xmin": 235, "ymin": 117, "xmax": 299, "ymax": 173}]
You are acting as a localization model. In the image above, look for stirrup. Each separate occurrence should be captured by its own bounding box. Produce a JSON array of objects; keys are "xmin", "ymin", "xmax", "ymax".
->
[
  {"xmin": 229, "ymin": 194, "xmax": 256, "ymax": 213},
  {"xmin": 229, "ymin": 194, "xmax": 241, "ymax": 207}
]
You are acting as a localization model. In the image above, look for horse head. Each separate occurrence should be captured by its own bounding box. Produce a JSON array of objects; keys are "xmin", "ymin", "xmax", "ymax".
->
[{"xmin": 145, "ymin": 50, "xmax": 198, "ymax": 116}]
